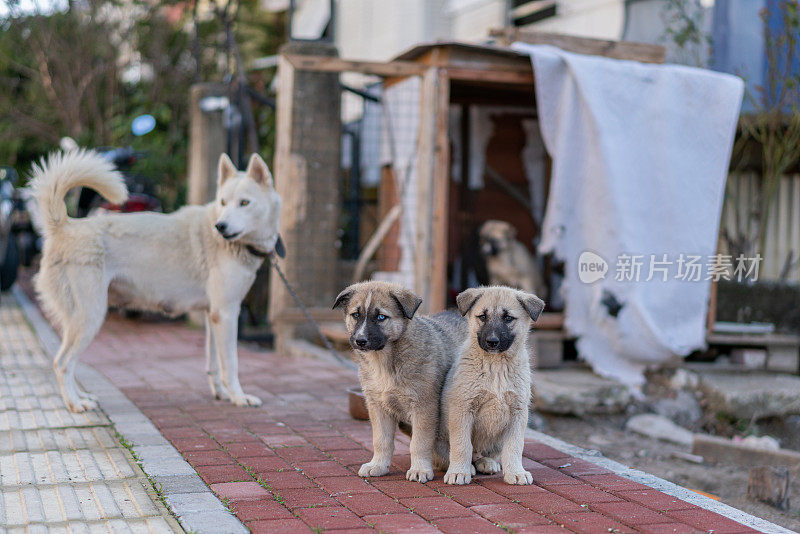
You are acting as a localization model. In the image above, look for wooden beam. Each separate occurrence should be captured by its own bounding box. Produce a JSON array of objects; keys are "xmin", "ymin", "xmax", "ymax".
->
[
  {"xmin": 490, "ymin": 28, "xmax": 666, "ymax": 64},
  {"xmin": 430, "ymin": 70, "xmax": 451, "ymax": 313},
  {"xmin": 444, "ymin": 67, "xmax": 533, "ymax": 85},
  {"xmin": 284, "ymin": 54, "xmax": 426, "ymax": 77},
  {"xmin": 414, "ymin": 68, "xmax": 450, "ymax": 314}
]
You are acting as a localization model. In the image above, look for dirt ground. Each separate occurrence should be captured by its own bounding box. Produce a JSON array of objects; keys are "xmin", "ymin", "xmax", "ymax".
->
[{"xmin": 541, "ymin": 413, "xmax": 800, "ymax": 532}]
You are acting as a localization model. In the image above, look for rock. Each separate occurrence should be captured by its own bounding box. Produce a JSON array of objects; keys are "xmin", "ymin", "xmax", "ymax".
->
[
  {"xmin": 533, "ymin": 368, "xmax": 635, "ymax": 416},
  {"xmin": 737, "ymin": 435, "xmax": 780, "ymax": 451},
  {"xmin": 588, "ymin": 434, "xmax": 613, "ymax": 447},
  {"xmin": 625, "ymin": 414, "xmax": 695, "ymax": 447},
  {"xmin": 651, "ymin": 390, "xmax": 702, "ymax": 427},
  {"xmin": 699, "ymin": 371, "xmax": 800, "ymax": 419},
  {"xmin": 670, "ymin": 368, "xmax": 700, "ymax": 390}
]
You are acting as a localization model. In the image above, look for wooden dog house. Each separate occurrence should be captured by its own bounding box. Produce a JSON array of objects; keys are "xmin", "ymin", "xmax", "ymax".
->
[{"xmin": 268, "ymin": 31, "xmax": 666, "ymax": 357}]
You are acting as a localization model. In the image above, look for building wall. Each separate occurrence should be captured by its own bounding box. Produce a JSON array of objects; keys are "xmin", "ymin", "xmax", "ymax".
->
[
  {"xmin": 521, "ymin": 0, "xmax": 625, "ymax": 40},
  {"xmin": 335, "ymin": 0, "xmax": 450, "ymax": 61},
  {"xmin": 335, "ymin": 0, "xmax": 626, "ymax": 61}
]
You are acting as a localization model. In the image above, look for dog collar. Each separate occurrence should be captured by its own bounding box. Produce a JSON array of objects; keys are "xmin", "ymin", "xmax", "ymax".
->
[
  {"xmin": 245, "ymin": 245, "xmax": 270, "ymax": 258},
  {"xmin": 245, "ymin": 245, "xmax": 269, "ymax": 258}
]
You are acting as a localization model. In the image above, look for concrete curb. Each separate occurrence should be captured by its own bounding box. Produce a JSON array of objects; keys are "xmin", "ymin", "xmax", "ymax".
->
[
  {"xmin": 13, "ymin": 286, "xmax": 248, "ymax": 534},
  {"xmin": 525, "ymin": 428, "xmax": 794, "ymax": 534}
]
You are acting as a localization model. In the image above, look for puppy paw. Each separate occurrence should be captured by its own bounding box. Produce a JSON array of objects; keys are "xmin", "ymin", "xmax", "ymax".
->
[
  {"xmin": 231, "ymin": 394, "xmax": 262, "ymax": 407},
  {"xmin": 66, "ymin": 396, "xmax": 98, "ymax": 413},
  {"xmin": 443, "ymin": 468, "xmax": 472, "ymax": 485},
  {"xmin": 406, "ymin": 467, "xmax": 434, "ymax": 483},
  {"xmin": 504, "ymin": 470, "xmax": 533, "ymax": 485},
  {"xmin": 474, "ymin": 457, "xmax": 501, "ymax": 474},
  {"xmin": 471, "ymin": 463, "xmax": 477, "ymax": 476},
  {"xmin": 358, "ymin": 462, "xmax": 390, "ymax": 477}
]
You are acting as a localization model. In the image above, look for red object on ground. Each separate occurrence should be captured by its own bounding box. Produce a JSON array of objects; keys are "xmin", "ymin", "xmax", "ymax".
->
[{"xmin": 82, "ymin": 315, "xmax": 759, "ymax": 534}]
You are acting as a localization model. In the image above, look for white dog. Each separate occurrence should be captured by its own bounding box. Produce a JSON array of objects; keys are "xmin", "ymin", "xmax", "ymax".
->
[{"xmin": 30, "ymin": 150, "xmax": 282, "ymax": 412}]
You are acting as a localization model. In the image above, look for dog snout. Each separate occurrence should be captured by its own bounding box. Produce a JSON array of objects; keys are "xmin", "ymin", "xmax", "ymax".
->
[
  {"xmin": 215, "ymin": 222, "xmax": 228, "ymax": 235},
  {"xmin": 354, "ymin": 336, "xmax": 368, "ymax": 348},
  {"xmin": 478, "ymin": 321, "xmax": 515, "ymax": 353},
  {"xmin": 485, "ymin": 332, "xmax": 500, "ymax": 349}
]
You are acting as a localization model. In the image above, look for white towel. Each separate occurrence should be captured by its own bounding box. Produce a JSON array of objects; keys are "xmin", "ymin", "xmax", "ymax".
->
[{"xmin": 512, "ymin": 43, "xmax": 744, "ymax": 387}]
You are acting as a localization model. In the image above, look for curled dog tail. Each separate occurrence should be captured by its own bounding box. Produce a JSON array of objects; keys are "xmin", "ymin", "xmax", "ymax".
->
[{"xmin": 29, "ymin": 149, "xmax": 128, "ymax": 235}]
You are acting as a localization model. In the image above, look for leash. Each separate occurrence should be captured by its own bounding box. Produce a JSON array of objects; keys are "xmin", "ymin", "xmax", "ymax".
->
[{"xmin": 268, "ymin": 255, "xmax": 350, "ymax": 366}]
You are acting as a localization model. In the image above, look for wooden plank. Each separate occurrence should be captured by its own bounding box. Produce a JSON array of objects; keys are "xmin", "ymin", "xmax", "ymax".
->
[
  {"xmin": 692, "ymin": 434, "xmax": 800, "ymax": 473},
  {"xmin": 748, "ymin": 467, "xmax": 790, "ymax": 510},
  {"xmin": 429, "ymin": 70, "xmax": 451, "ymax": 313},
  {"xmin": 444, "ymin": 67, "xmax": 533, "ymax": 85},
  {"xmin": 706, "ymin": 332, "xmax": 800, "ymax": 346},
  {"xmin": 706, "ymin": 278, "xmax": 717, "ymax": 335},
  {"xmin": 414, "ymin": 68, "xmax": 440, "ymax": 314},
  {"xmin": 268, "ymin": 54, "xmax": 296, "ymax": 324},
  {"xmin": 490, "ymin": 28, "xmax": 666, "ymax": 64},
  {"xmin": 284, "ymin": 54, "xmax": 426, "ymax": 77}
]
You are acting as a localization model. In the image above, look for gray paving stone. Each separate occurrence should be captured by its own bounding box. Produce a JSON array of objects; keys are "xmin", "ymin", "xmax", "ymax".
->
[
  {"xmin": 178, "ymin": 510, "xmax": 249, "ymax": 534},
  {"xmin": 152, "ymin": 474, "xmax": 209, "ymax": 495},
  {"xmin": 0, "ymin": 297, "xmax": 182, "ymax": 532}
]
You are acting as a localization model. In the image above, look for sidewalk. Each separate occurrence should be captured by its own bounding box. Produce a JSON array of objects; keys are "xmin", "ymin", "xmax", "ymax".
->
[
  {"xmin": 0, "ymin": 296, "xmax": 181, "ymax": 533},
  {"xmin": 12, "ymin": 290, "xmax": 787, "ymax": 534}
]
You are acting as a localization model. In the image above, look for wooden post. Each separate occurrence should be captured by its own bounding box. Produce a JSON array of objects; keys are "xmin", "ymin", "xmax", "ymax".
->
[
  {"xmin": 414, "ymin": 68, "xmax": 450, "ymax": 314},
  {"xmin": 748, "ymin": 466, "xmax": 790, "ymax": 510},
  {"xmin": 187, "ymin": 83, "xmax": 228, "ymax": 205},
  {"xmin": 269, "ymin": 43, "xmax": 342, "ymax": 353}
]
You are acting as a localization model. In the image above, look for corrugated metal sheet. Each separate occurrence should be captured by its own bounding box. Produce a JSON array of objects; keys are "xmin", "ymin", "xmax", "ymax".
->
[{"xmin": 722, "ymin": 172, "xmax": 800, "ymax": 282}]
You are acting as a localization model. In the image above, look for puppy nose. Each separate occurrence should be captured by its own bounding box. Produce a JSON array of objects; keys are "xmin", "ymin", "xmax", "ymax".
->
[
  {"xmin": 355, "ymin": 337, "xmax": 368, "ymax": 348},
  {"xmin": 215, "ymin": 222, "xmax": 227, "ymax": 234},
  {"xmin": 486, "ymin": 333, "xmax": 500, "ymax": 348}
]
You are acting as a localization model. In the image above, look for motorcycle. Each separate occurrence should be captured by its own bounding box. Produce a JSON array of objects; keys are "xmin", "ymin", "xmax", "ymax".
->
[
  {"xmin": 74, "ymin": 114, "xmax": 162, "ymax": 217},
  {"xmin": 0, "ymin": 166, "xmax": 38, "ymax": 292}
]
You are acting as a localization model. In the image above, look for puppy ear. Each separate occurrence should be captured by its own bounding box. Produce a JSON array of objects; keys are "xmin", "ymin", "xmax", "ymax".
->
[
  {"xmin": 246, "ymin": 153, "xmax": 274, "ymax": 188},
  {"xmin": 391, "ymin": 288, "xmax": 423, "ymax": 319},
  {"xmin": 517, "ymin": 293, "xmax": 545, "ymax": 322},
  {"xmin": 218, "ymin": 153, "xmax": 237, "ymax": 186},
  {"xmin": 275, "ymin": 235, "xmax": 286, "ymax": 258},
  {"xmin": 456, "ymin": 287, "xmax": 483, "ymax": 316},
  {"xmin": 333, "ymin": 286, "xmax": 355, "ymax": 310},
  {"xmin": 505, "ymin": 224, "xmax": 517, "ymax": 240}
]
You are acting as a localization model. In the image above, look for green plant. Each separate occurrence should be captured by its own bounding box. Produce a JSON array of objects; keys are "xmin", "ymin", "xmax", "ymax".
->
[
  {"xmin": 660, "ymin": 0, "xmax": 711, "ymax": 67},
  {"xmin": 724, "ymin": 1, "xmax": 800, "ymax": 279}
]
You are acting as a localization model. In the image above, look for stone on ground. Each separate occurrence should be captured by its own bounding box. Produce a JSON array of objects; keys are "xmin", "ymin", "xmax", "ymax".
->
[
  {"xmin": 699, "ymin": 371, "xmax": 800, "ymax": 419},
  {"xmin": 625, "ymin": 413, "xmax": 695, "ymax": 446},
  {"xmin": 533, "ymin": 368, "xmax": 634, "ymax": 415}
]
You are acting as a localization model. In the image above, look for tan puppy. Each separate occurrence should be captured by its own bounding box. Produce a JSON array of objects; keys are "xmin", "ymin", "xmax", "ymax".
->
[
  {"xmin": 333, "ymin": 281, "xmax": 466, "ymax": 483},
  {"xmin": 442, "ymin": 285, "xmax": 545, "ymax": 485},
  {"xmin": 479, "ymin": 220, "xmax": 545, "ymax": 299}
]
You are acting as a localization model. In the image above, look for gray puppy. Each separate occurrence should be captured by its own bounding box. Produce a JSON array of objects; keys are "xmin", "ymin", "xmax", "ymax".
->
[
  {"xmin": 441, "ymin": 285, "xmax": 545, "ymax": 485},
  {"xmin": 333, "ymin": 281, "xmax": 466, "ymax": 483}
]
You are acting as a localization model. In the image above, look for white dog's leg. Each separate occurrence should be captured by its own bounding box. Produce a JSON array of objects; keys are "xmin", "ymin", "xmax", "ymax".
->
[
  {"xmin": 205, "ymin": 313, "xmax": 229, "ymax": 400},
  {"xmin": 212, "ymin": 308, "xmax": 261, "ymax": 407},
  {"xmin": 52, "ymin": 269, "xmax": 108, "ymax": 413}
]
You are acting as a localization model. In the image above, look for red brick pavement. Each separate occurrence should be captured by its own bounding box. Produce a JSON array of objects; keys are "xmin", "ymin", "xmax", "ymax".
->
[{"xmin": 80, "ymin": 314, "xmax": 758, "ymax": 534}]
